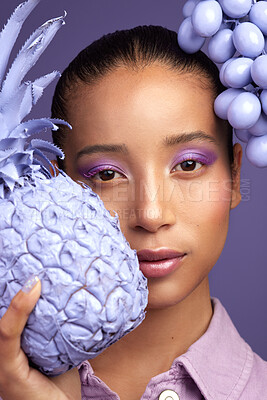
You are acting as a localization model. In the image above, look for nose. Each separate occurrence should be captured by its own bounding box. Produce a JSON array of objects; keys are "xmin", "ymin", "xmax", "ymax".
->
[{"xmin": 128, "ymin": 174, "xmax": 176, "ymax": 233}]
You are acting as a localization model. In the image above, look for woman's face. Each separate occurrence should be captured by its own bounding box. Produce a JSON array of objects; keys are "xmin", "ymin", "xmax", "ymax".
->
[{"xmin": 62, "ymin": 64, "xmax": 242, "ymax": 309}]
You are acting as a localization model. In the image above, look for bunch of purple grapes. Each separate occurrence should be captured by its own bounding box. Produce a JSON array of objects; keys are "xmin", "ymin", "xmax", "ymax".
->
[{"xmin": 178, "ymin": 0, "xmax": 267, "ymax": 167}]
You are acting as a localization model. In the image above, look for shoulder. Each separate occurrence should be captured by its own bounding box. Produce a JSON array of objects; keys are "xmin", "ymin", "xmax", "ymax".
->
[
  {"xmin": 211, "ymin": 297, "xmax": 267, "ymax": 397},
  {"xmin": 241, "ymin": 350, "xmax": 267, "ymax": 397},
  {"xmin": 182, "ymin": 297, "xmax": 267, "ymax": 399}
]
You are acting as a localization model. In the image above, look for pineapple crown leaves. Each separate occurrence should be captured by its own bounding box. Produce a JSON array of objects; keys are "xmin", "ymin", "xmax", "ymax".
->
[
  {"xmin": 0, "ymin": 0, "xmax": 41, "ymax": 86},
  {"xmin": 0, "ymin": 0, "xmax": 71, "ymax": 199}
]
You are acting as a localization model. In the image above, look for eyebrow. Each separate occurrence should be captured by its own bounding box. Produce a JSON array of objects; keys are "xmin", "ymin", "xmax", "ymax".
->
[
  {"xmin": 163, "ymin": 131, "xmax": 219, "ymax": 147},
  {"xmin": 76, "ymin": 131, "xmax": 218, "ymax": 160}
]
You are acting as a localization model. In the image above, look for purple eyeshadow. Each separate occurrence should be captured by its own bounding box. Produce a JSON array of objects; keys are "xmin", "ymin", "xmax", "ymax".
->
[
  {"xmin": 78, "ymin": 159, "xmax": 126, "ymax": 179},
  {"xmin": 77, "ymin": 147, "xmax": 218, "ymax": 180},
  {"xmin": 171, "ymin": 148, "xmax": 218, "ymax": 168}
]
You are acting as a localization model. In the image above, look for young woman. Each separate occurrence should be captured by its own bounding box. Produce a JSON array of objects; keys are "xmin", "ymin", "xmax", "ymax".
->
[{"xmin": 0, "ymin": 25, "xmax": 266, "ymax": 400}]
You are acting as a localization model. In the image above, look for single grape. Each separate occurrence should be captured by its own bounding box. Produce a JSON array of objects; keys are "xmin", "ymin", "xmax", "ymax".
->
[
  {"xmin": 233, "ymin": 22, "xmax": 265, "ymax": 58},
  {"xmin": 219, "ymin": 57, "xmax": 236, "ymax": 87},
  {"xmin": 218, "ymin": 0, "xmax": 252, "ymax": 19},
  {"xmin": 178, "ymin": 17, "xmax": 206, "ymax": 53},
  {"xmin": 246, "ymin": 134, "xmax": 267, "ymax": 167},
  {"xmin": 228, "ymin": 92, "xmax": 261, "ymax": 129},
  {"xmin": 251, "ymin": 55, "xmax": 267, "ymax": 89},
  {"xmin": 208, "ymin": 28, "xmax": 236, "ymax": 63},
  {"xmin": 248, "ymin": 112, "xmax": 267, "ymax": 136},
  {"xmin": 183, "ymin": 0, "xmax": 201, "ymax": 18},
  {"xmin": 214, "ymin": 88, "xmax": 244, "ymax": 119},
  {"xmin": 249, "ymin": 1, "xmax": 267, "ymax": 36},
  {"xmin": 191, "ymin": 0, "xmax": 223, "ymax": 37},
  {"xmin": 224, "ymin": 57, "xmax": 253, "ymax": 88},
  {"xmin": 234, "ymin": 129, "xmax": 252, "ymax": 143},
  {"xmin": 260, "ymin": 90, "xmax": 267, "ymax": 115}
]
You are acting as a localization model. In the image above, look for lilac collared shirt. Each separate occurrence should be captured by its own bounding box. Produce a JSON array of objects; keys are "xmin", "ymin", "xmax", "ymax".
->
[{"xmin": 79, "ymin": 297, "xmax": 267, "ymax": 399}]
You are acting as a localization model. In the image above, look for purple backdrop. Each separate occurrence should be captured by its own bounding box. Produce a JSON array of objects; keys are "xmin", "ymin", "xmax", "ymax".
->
[{"xmin": 1, "ymin": 0, "xmax": 266, "ymax": 360}]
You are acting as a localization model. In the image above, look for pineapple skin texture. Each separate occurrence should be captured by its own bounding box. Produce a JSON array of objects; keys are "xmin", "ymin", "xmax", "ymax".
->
[{"xmin": 0, "ymin": 172, "xmax": 148, "ymax": 376}]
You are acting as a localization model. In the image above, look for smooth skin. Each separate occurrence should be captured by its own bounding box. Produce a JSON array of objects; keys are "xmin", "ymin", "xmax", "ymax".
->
[{"xmin": 0, "ymin": 64, "xmax": 242, "ymax": 400}]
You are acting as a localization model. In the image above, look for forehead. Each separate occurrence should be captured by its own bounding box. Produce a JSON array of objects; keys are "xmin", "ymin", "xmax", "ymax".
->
[{"xmin": 67, "ymin": 64, "xmax": 220, "ymax": 148}]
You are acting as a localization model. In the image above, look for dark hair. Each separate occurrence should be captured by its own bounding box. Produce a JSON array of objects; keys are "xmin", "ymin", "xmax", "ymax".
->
[{"xmin": 51, "ymin": 25, "xmax": 233, "ymax": 170}]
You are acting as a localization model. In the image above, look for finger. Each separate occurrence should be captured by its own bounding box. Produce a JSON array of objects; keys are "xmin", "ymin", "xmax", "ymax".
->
[{"xmin": 0, "ymin": 276, "xmax": 41, "ymax": 361}]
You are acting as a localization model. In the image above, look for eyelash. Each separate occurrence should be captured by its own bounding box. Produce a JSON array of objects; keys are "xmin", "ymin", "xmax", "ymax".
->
[
  {"xmin": 81, "ymin": 165, "xmax": 125, "ymax": 181},
  {"xmin": 172, "ymin": 159, "xmax": 204, "ymax": 173},
  {"xmin": 81, "ymin": 156, "xmax": 207, "ymax": 182}
]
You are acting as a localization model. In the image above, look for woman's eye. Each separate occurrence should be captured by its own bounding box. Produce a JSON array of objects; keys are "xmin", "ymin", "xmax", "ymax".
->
[
  {"xmin": 88, "ymin": 169, "xmax": 124, "ymax": 182},
  {"xmin": 173, "ymin": 159, "xmax": 204, "ymax": 172}
]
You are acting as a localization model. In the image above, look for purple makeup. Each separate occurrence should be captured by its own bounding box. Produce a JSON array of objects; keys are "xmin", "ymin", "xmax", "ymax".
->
[
  {"xmin": 78, "ymin": 147, "xmax": 218, "ymax": 181},
  {"xmin": 171, "ymin": 147, "xmax": 218, "ymax": 171},
  {"xmin": 78, "ymin": 159, "xmax": 126, "ymax": 180}
]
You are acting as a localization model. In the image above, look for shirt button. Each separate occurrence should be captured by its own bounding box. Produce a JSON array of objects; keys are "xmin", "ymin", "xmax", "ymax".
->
[{"xmin": 158, "ymin": 389, "xmax": 180, "ymax": 400}]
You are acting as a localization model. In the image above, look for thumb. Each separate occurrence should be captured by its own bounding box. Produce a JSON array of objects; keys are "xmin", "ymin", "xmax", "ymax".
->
[{"xmin": 0, "ymin": 276, "xmax": 41, "ymax": 359}]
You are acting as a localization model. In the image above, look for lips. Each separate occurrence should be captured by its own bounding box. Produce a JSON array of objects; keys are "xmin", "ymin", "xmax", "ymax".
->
[
  {"xmin": 137, "ymin": 248, "xmax": 186, "ymax": 278},
  {"xmin": 137, "ymin": 248, "xmax": 185, "ymax": 262}
]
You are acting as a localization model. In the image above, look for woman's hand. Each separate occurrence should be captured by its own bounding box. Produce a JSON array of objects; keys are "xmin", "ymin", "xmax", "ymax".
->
[{"xmin": 0, "ymin": 278, "xmax": 81, "ymax": 400}]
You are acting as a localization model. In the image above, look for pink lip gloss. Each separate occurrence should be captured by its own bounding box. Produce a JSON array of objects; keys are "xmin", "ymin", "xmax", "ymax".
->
[{"xmin": 139, "ymin": 255, "xmax": 186, "ymax": 278}]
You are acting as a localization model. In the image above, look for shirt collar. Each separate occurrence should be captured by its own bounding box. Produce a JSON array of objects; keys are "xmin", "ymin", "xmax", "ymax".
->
[{"xmin": 174, "ymin": 297, "xmax": 254, "ymax": 400}]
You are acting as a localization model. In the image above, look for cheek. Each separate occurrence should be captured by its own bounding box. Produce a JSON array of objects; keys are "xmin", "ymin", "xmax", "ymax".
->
[
  {"xmin": 196, "ymin": 180, "xmax": 232, "ymax": 225},
  {"xmin": 185, "ymin": 184, "xmax": 232, "ymax": 266},
  {"xmin": 171, "ymin": 175, "xmax": 232, "ymax": 244},
  {"xmin": 196, "ymin": 196, "xmax": 230, "ymax": 239}
]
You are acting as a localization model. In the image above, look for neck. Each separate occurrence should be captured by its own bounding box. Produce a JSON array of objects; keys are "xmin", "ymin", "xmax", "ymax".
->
[{"xmin": 90, "ymin": 277, "xmax": 213, "ymax": 378}]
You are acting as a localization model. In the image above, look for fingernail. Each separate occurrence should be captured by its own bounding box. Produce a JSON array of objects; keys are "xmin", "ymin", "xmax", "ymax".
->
[{"xmin": 22, "ymin": 275, "xmax": 40, "ymax": 294}]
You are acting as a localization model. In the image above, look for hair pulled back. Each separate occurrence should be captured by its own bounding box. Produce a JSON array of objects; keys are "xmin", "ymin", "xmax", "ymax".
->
[{"xmin": 51, "ymin": 25, "xmax": 233, "ymax": 170}]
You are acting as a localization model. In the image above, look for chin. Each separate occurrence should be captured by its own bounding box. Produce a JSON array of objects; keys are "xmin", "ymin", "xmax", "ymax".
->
[
  {"xmin": 146, "ymin": 281, "xmax": 190, "ymax": 310},
  {"xmin": 145, "ymin": 272, "xmax": 209, "ymax": 310},
  {"xmin": 146, "ymin": 300, "xmax": 180, "ymax": 310}
]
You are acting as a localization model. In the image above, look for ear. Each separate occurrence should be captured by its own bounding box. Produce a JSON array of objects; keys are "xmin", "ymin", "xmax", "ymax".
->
[
  {"xmin": 230, "ymin": 142, "xmax": 243, "ymax": 210},
  {"xmin": 50, "ymin": 159, "xmax": 59, "ymax": 177}
]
